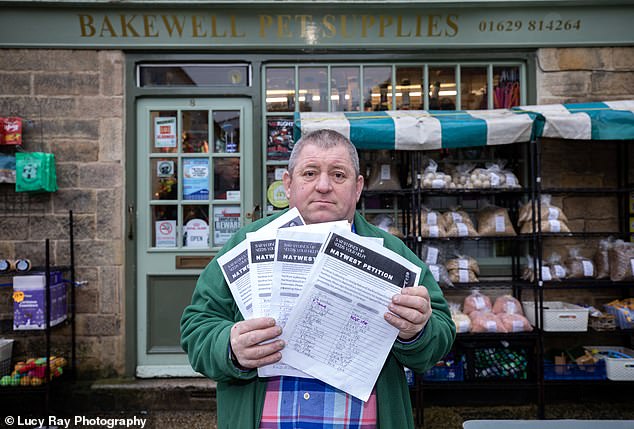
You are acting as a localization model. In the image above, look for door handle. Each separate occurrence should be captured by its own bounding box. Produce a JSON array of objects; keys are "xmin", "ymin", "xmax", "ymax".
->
[{"xmin": 127, "ymin": 204, "xmax": 135, "ymax": 240}]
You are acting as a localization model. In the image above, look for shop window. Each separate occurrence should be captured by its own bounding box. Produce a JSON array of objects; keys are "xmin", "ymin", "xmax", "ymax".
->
[
  {"xmin": 428, "ymin": 67, "xmax": 457, "ymax": 110},
  {"xmin": 363, "ymin": 66, "xmax": 392, "ymax": 111},
  {"xmin": 493, "ymin": 67, "xmax": 521, "ymax": 109},
  {"xmin": 137, "ymin": 64, "xmax": 250, "ymax": 87},
  {"xmin": 266, "ymin": 67, "xmax": 295, "ymax": 112},
  {"xmin": 262, "ymin": 61, "xmax": 526, "ymax": 217},
  {"xmin": 331, "ymin": 67, "xmax": 361, "ymax": 112},
  {"xmin": 299, "ymin": 67, "xmax": 328, "ymax": 112},
  {"xmin": 395, "ymin": 67, "xmax": 423, "ymax": 110},
  {"xmin": 461, "ymin": 67, "xmax": 488, "ymax": 110}
]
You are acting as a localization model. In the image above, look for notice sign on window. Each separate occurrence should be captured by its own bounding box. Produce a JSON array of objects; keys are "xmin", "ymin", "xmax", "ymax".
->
[
  {"xmin": 184, "ymin": 218, "xmax": 209, "ymax": 248},
  {"xmin": 214, "ymin": 206, "xmax": 241, "ymax": 246},
  {"xmin": 155, "ymin": 220, "xmax": 177, "ymax": 247},
  {"xmin": 154, "ymin": 117, "xmax": 177, "ymax": 148}
]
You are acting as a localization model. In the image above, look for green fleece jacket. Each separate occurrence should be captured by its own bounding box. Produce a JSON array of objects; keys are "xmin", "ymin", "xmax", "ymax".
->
[{"xmin": 180, "ymin": 210, "xmax": 456, "ymax": 429}]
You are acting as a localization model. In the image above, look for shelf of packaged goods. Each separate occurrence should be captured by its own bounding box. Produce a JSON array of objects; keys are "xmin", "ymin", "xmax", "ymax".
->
[
  {"xmin": 405, "ymin": 235, "xmax": 530, "ymax": 243},
  {"xmin": 455, "ymin": 331, "xmax": 539, "ymax": 341}
]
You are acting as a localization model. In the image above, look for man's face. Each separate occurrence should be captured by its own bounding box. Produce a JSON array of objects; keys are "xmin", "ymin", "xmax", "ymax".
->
[{"xmin": 283, "ymin": 143, "xmax": 364, "ymax": 224}]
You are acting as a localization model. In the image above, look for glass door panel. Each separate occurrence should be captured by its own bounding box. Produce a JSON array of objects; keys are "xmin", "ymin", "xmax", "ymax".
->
[{"xmin": 151, "ymin": 110, "xmax": 178, "ymax": 154}]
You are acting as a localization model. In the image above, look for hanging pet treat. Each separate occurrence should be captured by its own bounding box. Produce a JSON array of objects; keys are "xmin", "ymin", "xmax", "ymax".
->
[
  {"xmin": 416, "ymin": 223, "xmax": 447, "ymax": 238},
  {"xmin": 370, "ymin": 214, "xmax": 404, "ymax": 239},
  {"xmin": 498, "ymin": 313, "xmax": 533, "ymax": 332},
  {"xmin": 428, "ymin": 263, "xmax": 454, "ymax": 288},
  {"xmin": 444, "ymin": 208, "xmax": 477, "ymax": 237},
  {"xmin": 366, "ymin": 150, "xmax": 402, "ymax": 191},
  {"xmin": 448, "ymin": 268, "xmax": 478, "ymax": 283},
  {"xmin": 518, "ymin": 194, "xmax": 569, "ymax": 225},
  {"xmin": 420, "ymin": 244, "xmax": 442, "ymax": 265},
  {"xmin": 446, "ymin": 255, "xmax": 480, "ymax": 275},
  {"xmin": 469, "ymin": 311, "xmax": 507, "ymax": 333},
  {"xmin": 419, "ymin": 207, "xmax": 449, "ymax": 229},
  {"xmin": 594, "ymin": 237, "xmax": 614, "ymax": 280},
  {"xmin": 421, "ymin": 159, "xmax": 452, "ymax": 189},
  {"xmin": 547, "ymin": 252, "xmax": 567, "ymax": 281},
  {"xmin": 565, "ymin": 247, "xmax": 595, "ymax": 279},
  {"xmin": 450, "ymin": 162, "xmax": 476, "ymax": 189},
  {"xmin": 608, "ymin": 239, "xmax": 634, "ymax": 281},
  {"xmin": 449, "ymin": 302, "xmax": 471, "ymax": 333},
  {"xmin": 477, "ymin": 205, "xmax": 517, "ymax": 236},
  {"xmin": 493, "ymin": 295, "xmax": 524, "ymax": 315},
  {"xmin": 463, "ymin": 290, "xmax": 492, "ymax": 314}
]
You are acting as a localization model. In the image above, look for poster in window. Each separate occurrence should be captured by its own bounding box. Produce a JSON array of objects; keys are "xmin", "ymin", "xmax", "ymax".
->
[
  {"xmin": 213, "ymin": 206, "xmax": 241, "ymax": 246},
  {"xmin": 154, "ymin": 117, "xmax": 177, "ymax": 148},
  {"xmin": 183, "ymin": 158, "xmax": 209, "ymax": 200},
  {"xmin": 267, "ymin": 119, "xmax": 294, "ymax": 161}
]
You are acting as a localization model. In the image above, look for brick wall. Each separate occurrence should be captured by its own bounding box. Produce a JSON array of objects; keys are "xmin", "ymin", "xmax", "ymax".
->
[{"xmin": 0, "ymin": 49, "xmax": 125, "ymax": 376}]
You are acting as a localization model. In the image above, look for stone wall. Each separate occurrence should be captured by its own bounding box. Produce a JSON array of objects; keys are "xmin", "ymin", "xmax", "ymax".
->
[
  {"xmin": 0, "ymin": 49, "xmax": 125, "ymax": 377},
  {"xmin": 536, "ymin": 46, "xmax": 634, "ymax": 310},
  {"xmin": 537, "ymin": 47, "xmax": 634, "ymax": 104}
]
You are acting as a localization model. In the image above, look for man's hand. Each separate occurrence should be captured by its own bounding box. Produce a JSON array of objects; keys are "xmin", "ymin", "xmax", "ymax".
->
[
  {"xmin": 229, "ymin": 317, "xmax": 285, "ymax": 369},
  {"xmin": 384, "ymin": 286, "xmax": 431, "ymax": 341}
]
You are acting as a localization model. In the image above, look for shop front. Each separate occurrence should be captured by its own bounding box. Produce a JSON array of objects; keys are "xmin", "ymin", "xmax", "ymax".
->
[{"xmin": 0, "ymin": 1, "xmax": 633, "ymax": 387}]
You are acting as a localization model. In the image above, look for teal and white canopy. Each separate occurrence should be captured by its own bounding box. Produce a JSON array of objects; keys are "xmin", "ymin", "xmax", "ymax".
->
[{"xmin": 293, "ymin": 100, "xmax": 634, "ymax": 150}]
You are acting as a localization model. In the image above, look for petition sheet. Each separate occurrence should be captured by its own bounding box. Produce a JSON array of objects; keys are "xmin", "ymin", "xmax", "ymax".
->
[
  {"xmin": 247, "ymin": 208, "xmax": 305, "ymax": 319},
  {"xmin": 216, "ymin": 240, "xmax": 252, "ymax": 318},
  {"xmin": 259, "ymin": 221, "xmax": 349, "ymax": 378},
  {"xmin": 280, "ymin": 228, "xmax": 421, "ymax": 401},
  {"xmin": 217, "ymin": 207, "xmax": 304, "ymax": 320}
]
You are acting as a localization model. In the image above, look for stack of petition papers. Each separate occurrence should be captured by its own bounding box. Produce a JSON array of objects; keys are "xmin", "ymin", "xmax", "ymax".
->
[{"xmin": 217, "ymin": 208, "xmax": 422, "ymax": 401}]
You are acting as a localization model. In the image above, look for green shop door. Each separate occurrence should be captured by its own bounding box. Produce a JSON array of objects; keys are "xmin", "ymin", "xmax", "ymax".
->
[{"xmin": 136, "ymin": 98, "xmax": 254, "ymax": 377}]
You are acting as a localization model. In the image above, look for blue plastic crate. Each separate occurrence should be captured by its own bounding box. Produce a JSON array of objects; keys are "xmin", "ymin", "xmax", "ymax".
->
[
  {"xmin": 423, "ymin": 361, "xmax": 464, "ymax": 382},
  {"xmin": 543, "ymin": 359, "xmax": 606, "ymax": 380}
]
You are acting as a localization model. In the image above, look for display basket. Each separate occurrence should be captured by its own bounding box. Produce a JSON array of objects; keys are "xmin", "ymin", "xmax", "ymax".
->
[
  {"xmin": 589, "ymin": 313, "xmax": 617, "ymax": 331},
  {"xmin": 543, "ymin": 359, "xmax": 606, "ymax": 380},
  {"xmin": 523, "ymin": 301, "xmax": 589, "ymax": 332},
  {"xmin": 584, "ymin": 346, "xmax": 634, "ymax": 381},
  {"xmin": 0, "ymin": 339, "xmax": 14, "ymax": 376},
  {"xmin": 423, "ymin": 361, "xmax": 464, "ymax": 382}
]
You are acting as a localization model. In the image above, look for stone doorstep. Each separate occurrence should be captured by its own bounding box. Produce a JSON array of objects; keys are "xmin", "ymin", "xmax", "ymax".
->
[{"xmin": 55, "ymin": 378, "xmax": 218, "ymax": 414}]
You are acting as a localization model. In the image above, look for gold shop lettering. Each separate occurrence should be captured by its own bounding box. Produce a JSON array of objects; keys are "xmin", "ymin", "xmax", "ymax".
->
[{"xmin": 78, "ymin": 13, "xmax": 459, "ymax": 39}]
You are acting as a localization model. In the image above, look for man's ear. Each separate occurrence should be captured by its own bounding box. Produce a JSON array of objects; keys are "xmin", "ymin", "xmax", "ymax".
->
[
  {"xmin": 355, "ymin": 174, "xmax": 364, "ymax": 202},
  {"xmin": 282, "ymin": 170, "xmax": 292, "ymax": 199}
]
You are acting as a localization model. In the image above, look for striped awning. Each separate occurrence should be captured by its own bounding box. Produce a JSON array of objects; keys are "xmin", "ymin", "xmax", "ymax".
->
[{"xmin": 293, "ymin": 100, "xmax": 634, "ymax": 150}]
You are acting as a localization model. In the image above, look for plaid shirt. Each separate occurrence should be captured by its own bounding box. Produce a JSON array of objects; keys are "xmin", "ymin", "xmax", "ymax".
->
[{"xmin": 259, "ymin": 376, "xmax": 377, "ymax": 429}]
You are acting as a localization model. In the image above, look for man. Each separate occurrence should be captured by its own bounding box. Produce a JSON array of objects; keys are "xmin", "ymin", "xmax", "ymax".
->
[{"xmin": 180, "ymin": 129, "xmax": 456, "ymax": 428}]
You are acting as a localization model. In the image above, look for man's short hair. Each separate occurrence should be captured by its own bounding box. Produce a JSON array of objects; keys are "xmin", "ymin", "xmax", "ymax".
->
[{"xmin": 287, "ymin": 129, "xmax": 360, "ymax": 177}]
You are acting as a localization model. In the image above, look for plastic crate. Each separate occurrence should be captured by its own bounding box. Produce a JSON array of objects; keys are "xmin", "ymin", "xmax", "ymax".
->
[
  {"xmin": 523, "ymin": 301, "xmax": 589, "ymax": 332},
  {"xmin": 423, "ymin": 361, "xmax": 464, "ymax": 382},
  {"xmin": 0, "ymin": 339, "xmax": 14, "ymax": 376},
  {"xmin": 543, "ymin": 359, "xmax": 606, "ymax": 380},
  {"xmin": 584, "ymin": 346, "xmax": 634, "ymax": 381}
]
